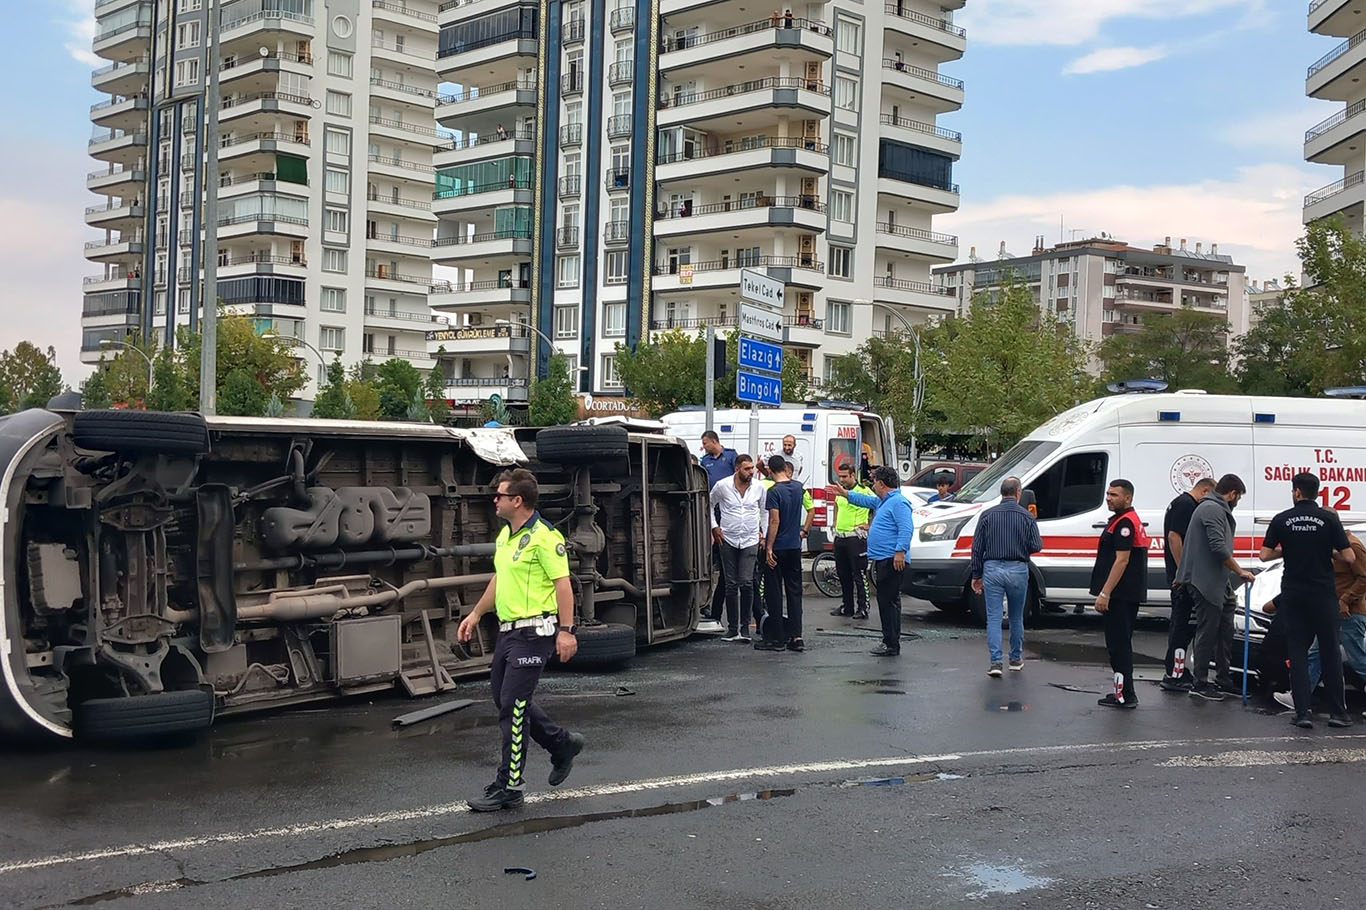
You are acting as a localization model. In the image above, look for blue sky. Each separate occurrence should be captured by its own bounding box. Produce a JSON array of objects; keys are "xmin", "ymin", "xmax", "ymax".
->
[{"xmin": 0, "ymin": 0, "xmax": 1332, "ymax": 381}]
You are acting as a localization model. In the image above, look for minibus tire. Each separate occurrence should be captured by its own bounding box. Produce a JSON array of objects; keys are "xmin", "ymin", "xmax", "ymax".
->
[
  {"xmin": 75, "ymin": 689, "xmax": 215, "ymax": 740},
  {"xmin": 73, "ymin": 410, "xmax": 210, "ymax": 455},
  {"xmin": 559, "ymin": 622, "xmax": 636, "ymax": 669}
]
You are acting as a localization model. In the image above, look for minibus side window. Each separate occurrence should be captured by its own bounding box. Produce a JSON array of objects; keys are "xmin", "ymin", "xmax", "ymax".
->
[
  {"xmin": 1028, "ymin": 452, "xmax": 1109, "ymax": 521},
  {"xmin": 829, "ymin": 437, "xmax": 859, "ymax": 483}
]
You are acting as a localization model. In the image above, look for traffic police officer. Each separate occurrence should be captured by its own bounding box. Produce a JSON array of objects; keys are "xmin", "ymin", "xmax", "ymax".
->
[
  {"xmin": 829, "ymin": 462, "xmax": 873, "ymax": 619},
  {"xmin": 459, "ymin": 468, "xmax": 585, "ymax": 811}
]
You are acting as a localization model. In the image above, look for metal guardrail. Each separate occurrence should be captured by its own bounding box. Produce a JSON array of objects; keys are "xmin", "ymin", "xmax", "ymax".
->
[
  {"xmin": 883, "ymin": 4, "xmax": 966, "ymax": 38},
  {"xmin": 1305, "ymin": 169, "xmax": 1365, "ymax": 206},
  {"xmin": 656, "ymin": 136, "xmax": 827, "ymax": 164},
  {"xmin": 882, "ymin": 59, "xmax": 964, "ymax": 90},
  {"xmin": 879, "ymin": 113, "xmax": 961, "ymax": 142},
  {"xmin": 874, "ymin": 222, "xmax": 958, "ymax": 246}
]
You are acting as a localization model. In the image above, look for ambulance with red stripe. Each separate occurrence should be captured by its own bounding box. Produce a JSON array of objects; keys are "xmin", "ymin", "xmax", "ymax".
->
[{"xmin": 905, "ymin": 390, "xmax": 1366, "ymax": 621}]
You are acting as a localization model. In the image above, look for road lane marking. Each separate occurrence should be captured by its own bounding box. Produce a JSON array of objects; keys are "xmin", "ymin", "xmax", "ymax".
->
[
  {"xmin": 1158, "ymin": 747, "xmax": 1366, "ymax": 768},
  {"xmin": 4, "ymin": 733, "xmax": 1364, "ymax": 876}
]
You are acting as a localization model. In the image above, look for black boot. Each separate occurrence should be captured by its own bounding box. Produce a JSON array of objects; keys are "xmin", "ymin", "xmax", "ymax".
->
[
  {"xmin": 549, "ymin": 732, "xmax": 586, "ymax": 787},
  {"xmin": 467, "ymin": 786, "xmax": 525, "ymax": 812}
]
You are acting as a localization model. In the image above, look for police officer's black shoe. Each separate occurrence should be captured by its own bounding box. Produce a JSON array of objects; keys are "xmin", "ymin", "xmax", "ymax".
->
[
  {"xmin": 467, "ymin": 786, "xmax": 525, "ymax": 812},
  {"xmin": 1291, "ymin": 713, "xmax": 1314, "ymax": 730},
  {"xmin": 548, "ymin": 732, "xmax": 585, "ymax": 787},
  {"xmin": 1328, "ymin": 714, "xmax": 1353, "ymax": 729}
]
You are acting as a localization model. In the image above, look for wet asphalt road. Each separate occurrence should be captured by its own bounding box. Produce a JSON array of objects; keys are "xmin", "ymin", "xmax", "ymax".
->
[{"xmin": 3, "ymin": 597, "xmax": 1366, "ymax": 909}]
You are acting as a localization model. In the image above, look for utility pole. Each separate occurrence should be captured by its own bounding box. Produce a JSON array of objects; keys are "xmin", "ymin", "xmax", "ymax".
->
[{"xmin": 199, "ymin": 0, "xmax": 222, "ymax": 415}]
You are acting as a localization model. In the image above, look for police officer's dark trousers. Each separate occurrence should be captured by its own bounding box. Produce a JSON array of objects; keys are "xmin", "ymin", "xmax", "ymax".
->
[
  {"xmin": 1285, "ymin": 594, "xmax": 1348, "ymax": 718},
  {"xmin": 491, "ymin": 628, "xmax": 569, "ymax": 789},
  {"xmin": 1104, "ymin": 599, "xmax": 1141, "ymax": 701},
  {"xmin": 834, "ymin": 535, "xmax": 868, "ymax": 616}
]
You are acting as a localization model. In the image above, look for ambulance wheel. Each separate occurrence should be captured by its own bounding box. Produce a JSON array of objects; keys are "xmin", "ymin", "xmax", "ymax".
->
[{"xmin": 562, "ymin": 622, "xmax": 636, "ymax": 669}]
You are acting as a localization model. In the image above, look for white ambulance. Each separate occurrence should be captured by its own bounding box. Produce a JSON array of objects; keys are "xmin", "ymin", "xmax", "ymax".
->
[
  {"xmin": 660, "ymin": 404, "xmax": 897, "ymax": 551},
  {"xmin": 906, "ymin": 391, "xmax": 1366, "ymax": 620}
]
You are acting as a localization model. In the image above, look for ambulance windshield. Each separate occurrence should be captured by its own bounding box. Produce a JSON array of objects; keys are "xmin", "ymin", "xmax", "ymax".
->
[{"xmin": 951, "ymin": 440, "xmax": 1059, "ymax": 503}]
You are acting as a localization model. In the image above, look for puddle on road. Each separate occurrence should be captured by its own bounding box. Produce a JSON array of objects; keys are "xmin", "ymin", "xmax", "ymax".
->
[{"xmin": 945, "ymin": 861, "xmax": 1054, "ymax": 900}]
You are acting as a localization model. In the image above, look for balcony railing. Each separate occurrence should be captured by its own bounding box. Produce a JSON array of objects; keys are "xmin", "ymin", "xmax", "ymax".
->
[
  {"xmin": 443, "ymin": 376, "xmax": 530, "ymax": 389},
  {"xmin": 610, "ymin": 7, "xmax": 634, "ymax": 31},
  {"xmin": 608, "ymin": 61, "xmax": 633, "ymax": 85},
  {"xmin": 364, "ymin": 303, "xmax": 447, "ymax": 321},
  {"xmin": 434, "ymin": 177, "xmax": 532, "ymax": 199},
  {"xmin": 1310, "ymin": 0, "xmax": 1332, "ymax": 12},
  {"xmin": 879, "ymin": 171, "xmax": 960, "ymax": 195},
  {"xmin": 1307, "ymin": 97, "xmax": 1366, "ymax": 141},
  {"xmin": 1305, "ymin": 170, "xmax": 1365, "ymax": 206},
  {"xmin": 879, "ymin": 114, "xmax": 961, "ymax": 143},
  {"xmin": 565, "ymin": 18, "xmax": 585, "ymax": 42},
  {"xmin": 883, "ymin": 4, "xmax": 966, "ymax": 38},
  {"xmin": 369, "ymin": 113, "xmax": 449, "ymax": 139},
  {"xmin": 367, "ymin": 153, "xmax": 436, "ymax": 173},
  {"xmin": 435, "ymin": 278, "xmax": 532, "ymax": 294},
  {"xmin": 439, "ymin": 78, "xmax": 535, "ymax": 104},
  {"xmin": 658, "ymin": 196, "xmax": 825, "ymax": 218},
  {"xmin": 370, "ymin": 76, "xmax": 436, "ymax": 99},
  {"xmin": 222, "ymin": 7, "xmax": 315, "ymax": 32},
  {"xmin": 366, "ymin": 190, "xmax": 433, "ymax": 211},
  {"xmin": 661, "ymin": 16, "xmax": 831, "ymax": 51},
  {"xmin": 560, "ymin": 123, "xmax": 583, "ymax": 146},
  {"xmin": 873, "ymin": 276, "xmax": 956, "ymax": 297},
  {"xmin": 371, "ymin": 37, "xmax": 436, "ymax": 58},
  {"xmin": 605, "ymin": 169, "xmax": 631, "ymax": 189},
  {"xmin": 1309, "ymin": 26, "xmax": 1366, "ymax": 77},
  {"xmin": 649, "ymin": 314, "xmax": 824, "ymax": 331},
  {"xmin": 89, "ymin": 128, "xmax": 146, "ymax": 147},
  {"xmin": 660, "ymin": 76, "xmax": 829, "ymax": 108},
  {"xmin": 95, "ymin": 18, "xmax": 152, "ymax": 43},
  {"xmin": 218, "ymin": 212, "xmax": 309, "ymax": 227},
  {"xmin": 88, "ymin": 164, "xmax": 140, "ymax": 181},
  {"xmin": 367, "ymin": 230, "xmax": 438, "ymax": 248},
  {"xmin": 558, "ymin": 175, "xmax": 581, "ymax": 196},
  {"xmin": 92, "ymin": 56, "xmax": 148, "ymax": 79},
  {"xmin": 222, "ymin": 90, "xmax": 315, "ymax": 110},
  {"xmin": 656, "ymin": 135, "xmax": 827, "ymax": 164},
  {"xmin": 85, "ymin": 201, "xmax": 143, "ymax": 215},
  {"xmin": 433, "ymin": 228, "xmax": 534, "ymax": 246},
  {"xmin": 652, "ymin": 254, "xmax": 823, "ymax": 276},
  {"xmin": 222, "ymin": 49, "xmax": 313, "ymax": 71},
  {"xmin": 605, "ymin": 221, "xmax": 630, "ymax": 243},
  {"xmin": 222, "ymin": 130, "xmax": 312, "ymax": 146},
  {"xmin": 562, "ymin": 72, "xmax": 583, "ymax": 94},
  {"xmin": 883, "ymin": 58, "xmax": 964, "ymax": 90},
  {"xmin": 607, "ymin": 114, "xmax": 632, "ymax": 138},
  {"xmin": 436, "ymin": 27, "xmax": 536, "ymax": 58},
  {"xmin": 874, "ymin": 223, "xmax": 958, "ymax": 246},
  {"xmin": 373, "ymin": 0, "xmax": 438, "ymax": 22},
  {"xmin": 447, "ymin": 128, "xmax": 536, "ymax": 151},
  {"xmin": 556, "ymin": 226, "xmax": 580, "ymax": 248}
]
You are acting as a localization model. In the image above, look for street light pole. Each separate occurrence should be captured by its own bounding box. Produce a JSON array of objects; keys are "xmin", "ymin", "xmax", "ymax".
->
[
  {"xmin": 199, "ymin": 0, "xmax": 223, "ymax": 415},
  {"xmin": 854, "ymin": 299, "xmax": 923, "ymax": 472},
  {"xmin": 99, "ymin": 339, "xmax": 155, "ymax": 396}
]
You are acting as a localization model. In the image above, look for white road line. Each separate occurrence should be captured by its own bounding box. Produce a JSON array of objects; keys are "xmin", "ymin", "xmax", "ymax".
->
[
  {"xmin": 1158, "ymin": 747, "xmax": 1366, "ymax": 768},
  {"xmin": 3, "ymin": 733, "xmax": 1363, "ymax": 877}
]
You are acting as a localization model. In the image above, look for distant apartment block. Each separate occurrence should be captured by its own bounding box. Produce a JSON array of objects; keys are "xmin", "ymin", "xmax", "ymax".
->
[{"xmin": 1305, "ymin": 0, "xmax": 1366, "ymax": 234}]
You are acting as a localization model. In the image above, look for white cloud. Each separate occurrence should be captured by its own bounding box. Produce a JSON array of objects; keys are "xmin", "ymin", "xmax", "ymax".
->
[
  {"xmin": 1063, "ymin": 45, "xmax": 1169, "ymax": 75},
  {"xmin": 58, "ymin": 0, "xmax": 100, "ymax": 68},
  {"xmin": 940, "ymin": 163, "xmax": 1321, "ymax": 285},
  {"xmin": 959, "ymin": 0, "xmax": 1267, "ymax": 47},
  {"xmin": 1219, "ymin": 105, "xmax": 1326, "ymax": 156}
]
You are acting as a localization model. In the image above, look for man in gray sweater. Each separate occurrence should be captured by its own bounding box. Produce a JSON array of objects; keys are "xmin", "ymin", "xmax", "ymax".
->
[{"xmin": 1175, "ymin": 474, "xmax": 1256, "ymax": 701}]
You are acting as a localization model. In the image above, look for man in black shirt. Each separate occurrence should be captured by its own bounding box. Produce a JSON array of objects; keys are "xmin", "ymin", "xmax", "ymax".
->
[
  {"xmin": 1260, "ymin": 472, "xmax": 1356, "ymax": 729},
  {"xmin": 760, "ymin": 456, "xmax": 807, "ymax": 652},
  {"xmin": 1092, "ymin": 480, "xmax": 1149, "ymax": 708},
  {"xmin": 1160, "ymin": 477, "xmax": 1215, "ymax": 692}
]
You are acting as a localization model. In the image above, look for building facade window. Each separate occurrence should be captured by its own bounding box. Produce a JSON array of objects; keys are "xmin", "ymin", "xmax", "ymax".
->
[
  {"xmin": 325, "ymin": 208, "xmax": 348, "ymax": 233},
  {"xmin": 320, "ymin": 287, "xmax": 347, "ymax": 312},
  {"xmin": 327, "ymin": 51, "xmax": 353, "ymax": 78},
  {"xmin": 605, "ymin": 251, "xmax": 628, "ymax": 284},
  {"xmin": 826, "ymin": 300, "xmax": 851, "ymax": 333},
  {"xmin": 322, "ymin": 249, "xmax": 347, "ymax": 273},
  {"xmin": 836, "ymin": 18, "xmax": 860, "ymax": 55},
  {"xmin": 325, "ymin": 128, "xmax": 351, "ymax": 155},
  {"xmin": 174, "ymin": 58, "xmax": 200, "ymax": 87},
  {"xmin": 831, "ymin": 189, "xmax": 853, "ymax": 223},
  {"xmin": 557, "ymin": 255, "xmax": 580, "ymax": 288},
  {"xmin": 829, "ymin": 247, "xmax": 852, "ymax": 278},
  {"xmin": 834, "ymin": 75, "xmax": 858, "ymax": 111},
  {"xmin": 832, "ymin": 132, "xmax": 856, "ymax": 167},
  {"xmin": 325, "ymin": 167, "xmax": 349, "ymax": 193},
  {"xmin": 325, "ymin": 91, "xmax": 353, "ymax": 117},
  {"xmin": 554, "ymin": 305, "xmax": 578, "ymax": 338},
  {"xmin": 319, "ymin": 326, "xmax": 345, "ymax": 351},
  {"xmin": 602, "ymin": 354, "xmax": 622, "ymax": 388},
  {"xmin": 603, "ymin": 302, "xmax": 626, "ymax": 335},
  {"xmin": 177, "ymin": 21, "xmax": 201, "ymax": 49}
]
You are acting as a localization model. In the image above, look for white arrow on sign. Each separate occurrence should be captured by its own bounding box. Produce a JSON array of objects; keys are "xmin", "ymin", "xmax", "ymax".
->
[
  {"xmin": 738, "ymin": 302, "xmax": 783, "ymax": 341},
  {"xmin": 740, "ymin": 268, "xmax": 784, "ymax": 310}
]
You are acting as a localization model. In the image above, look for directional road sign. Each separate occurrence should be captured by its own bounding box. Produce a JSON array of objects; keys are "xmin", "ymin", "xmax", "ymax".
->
[
  {"xmin": 736, "ymin": 369, "xmax": 782, "ymax": 405},
  {"xmin": 740, "ymin": 268, "xmax": 784, "ymax": 309},
  {"xmin": 738, "ymin": 302, "xmax": 782, "ymax": 341},
  {"xmin": 738, "ymin": 335, "xmax": 783, "ymax": 374}
]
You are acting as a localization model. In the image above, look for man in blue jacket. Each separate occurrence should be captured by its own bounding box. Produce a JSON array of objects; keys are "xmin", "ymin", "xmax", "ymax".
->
[
  {"xmin": 828, "ymin": 466, "xmax": 914, "ymax": 656},
  {"xmin": 699, "ymin": 431, "xmax": 738, "ymax": 632}
]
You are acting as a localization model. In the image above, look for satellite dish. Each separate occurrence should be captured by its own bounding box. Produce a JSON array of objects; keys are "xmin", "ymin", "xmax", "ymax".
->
[{"xmin": 259, "ymin": 46, "xmax": 270, "ymax": 57}]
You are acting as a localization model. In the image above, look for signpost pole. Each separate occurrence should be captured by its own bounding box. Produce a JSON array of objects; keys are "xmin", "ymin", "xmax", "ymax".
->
[
  {"xmin": 749, "ymin": 403, "xmax": 760, "ymax": 462},
  {"xmin": 704, "ymin": 323, "xmax": 715, "ymax": 434}
]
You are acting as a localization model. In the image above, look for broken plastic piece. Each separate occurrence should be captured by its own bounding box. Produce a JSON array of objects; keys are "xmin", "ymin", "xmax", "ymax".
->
[
  {"xmin": 391, "ymin": 698, "xmax": 475, "ymax": 727},
  {"xmin": 504, "ymin": 866, "xmax": 537, "ymax": 881}
]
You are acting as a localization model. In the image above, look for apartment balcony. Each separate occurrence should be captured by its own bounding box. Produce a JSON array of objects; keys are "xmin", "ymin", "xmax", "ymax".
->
[
  {"xmin": 370, "ymin": 77, "xmax": 438, "ymax": 113},
  {"xmin": 562, "ymin": 71, "xmax": 584, "ymax": 97},
  {"xmin": 438, "ymin": 376, "xmax": 529, "ymax": 404},
  {"xmin": 607, "ymin": 114, "xmax": 633, "ymax": 139},
  {"xmin": 608, "ymin": 61, "xmax": 634, "ymax": 87},
  {"xmin": 436, "ymin": 28, "xmax": 537, "ymax": 81},
  {"xmin": 436, "ymin": 130, "xmax": 536, "ymax": 168},
  {"xmin": 90, "ymin": 94, "xmax": 148, "ymax": 131},
  {"xmin": 217, "ymin": 211, "xmax": 310, "ymax": 241},
  {"xmin": 218, "ymin": 131, "xmax": 311, "ymax": 170},
  {"xmin": 1305, "ymin": 170, "xmax": 1366, "ymax": 222},
  {"xmin": 604, "ymin": 168, "xmax": 633, "ymax": 192},
  {"xmin": 370, "ymin": 37, "xmax": 439, "ymax": 75},
  {"xmin": 658, "ymin": 77, "xmax": 831, "ymax": 129},
  {"xmin": 218, "ymin": 91, "xmax": 318, "ymax": 129},
  {"xmin": 1305, "ymin": 99, "xmax": 1366, "ymax": 165},
  {"xmin": 656, "ymin": 137, "xmax": 829, "ymax": 183},
  {"xmin": 372, "ymin": 0, "xmax": 440, "ymax": 33},
  {"xmin": 1310, "ymin": 0, "xmax": 1365, "ymax": 38},
  {"xmin": 564, "ymin": 17, "xmax": 585, "ymax": 44},
  {"xmin": 82, "ymin": 274, "xmax": 142, "ymax": 295},
  {"xmin": 652, "ymin": 255, "xmax": 825, "ymax": 294},
  {"xmin": 877, "ymin": 174, "xmax": 960, "ymax": 214},
  {"xmin": 659, "ymin": 18, "xmax": 833, "ymax": 78},
  {"xmin": 429, "ymin": 279, "xmax": 532, "ymax": 311},
  {"xmin": 92, "ymin": 15, "xmax": 152, "ymax": 62},
  {"xmin": 436, "ymin": 78, "xmax": 536, "ymax": 121},
  {"xmin": 365, "ymin": 230, "xmax": 439, "ymax": 259},
  {"xmin": 878, "ymin": 114, "xmax": 962, "ymax": 160},
  {"xmin": 87, "ymin": 164, "xmax": 146, "ymax": 196},
  {"xmin": 604, "ymin": 221, "xmax": 630, "ymax": 245},
  {"xmin": 85, "ymin": 200, "xmax": 145, "ymax": 230},
  {"xmin": 366, "ymin": 189, "xmax": 439, "ymax": 222},
  {"xmin": 437, "ymin": 0, "xmax": 521, "ymax": 24},
  {"xmin": 433, "ymin": 178, "xmax": 533, "ymax": 215},
  {"xmin": 423, "ymin": 323, "xmax": 531, "ymax": 357},
  {"xmin": 881, "ymin": 59, "xmax": 964, "ymax": 113},
  {"xmin": 365, "ymin": 267, "xmax": 447, "ymax": 297},
  {"xmin": 556, "ymin": 226, "xmax": 580, "ymax": 250},
  {"xmin": 431, "ymin": 229, "xmax": 534, "ymax": 264},
  {"xmin": 782, "ymin": 315, "xmax": 826, "ymax": 348},
  {"xmin": 1110, "ymin": 291, "xmax": 1176, "ymax": 314},
  {"xmin": 882, "ymin": 4, "xmax": 967, "ymax": 63},
  {"xmin": 367, "ymin": 153, "xmax": 437, "ymax": 186},
  {"xmin": 610, "ymin": 7, "xmax": 635, "ymax": 32},
  {"xmin": 212, "ymin": 253, "xmax": 311, "ymax": 281},
  {"xmin": 88, "ymin": 128, "xmax": 147, "ymax": 165},
  {"xmin": 363, "ymin": 301, "xmax": 447, "ymax": 328},
  {"xmin": 220, "ymin": 4, "xmax": 316, "ymax": 47},
  {"xmin": 369, "ymin": 114, "xmax": 454, "ymax": 149},
  {"xmin": 559, "ymin": 123, "xmax": 584, "ymax": 147},
  {"xmin": 81, "ymin": 292, "xmax": 142, "ymax": 325},
  {"xmin": 874, "ymin": 223, "xmax": 958, "ymax": 262},
  {"xmin": 91, "ymin": 57, "xmax": 149, "ymax": 94},
  {"xmin": 219, "ymin": 49, "xmax": 314, "ymax": 90},
  {"xmin": 1308, "ymin": 27, "xmax": 1366, "ymax": 100},
  {"xmin": 872, "ymin": 276, "xmax": 959, "ymax": 314},
  {"xmin": 84, "ymin": 237, "xmax": 144, "ymax": 264},
  {"xmin": 558, "ymin": 175, "xmax": 581, "ymax": 198}
]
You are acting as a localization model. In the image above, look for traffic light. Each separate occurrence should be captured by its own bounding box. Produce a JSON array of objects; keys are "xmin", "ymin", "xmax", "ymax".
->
[{"xmin": 711, "ymin": 334, "xmax": 727, "ymax": 379}]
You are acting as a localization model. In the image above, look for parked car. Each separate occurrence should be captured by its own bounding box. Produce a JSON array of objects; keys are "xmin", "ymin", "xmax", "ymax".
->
[
  {"xmin": 0, "ymin": 409, "xmax": 711, "ymax": 741},
  {"xmin": 906, "ymin": 462, "xmax": 987, "ymax": 494}
]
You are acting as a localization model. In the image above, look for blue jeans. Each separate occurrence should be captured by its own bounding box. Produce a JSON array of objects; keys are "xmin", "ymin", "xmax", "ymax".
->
[
  {"xmin": 1306, "ymin": 613, "xmax": 1366, "ymax": 690},
  {"xmin": 984, "ymin": 560, "xmax": 1029, "ymax": 664}
]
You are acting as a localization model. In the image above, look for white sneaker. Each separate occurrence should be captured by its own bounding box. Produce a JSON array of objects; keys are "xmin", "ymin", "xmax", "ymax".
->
[
  {"xmin": 696, "ymin": 619, "xmax": 724, "ymax": 634},
  {"xmin": 736, "ymin": 633, "xmax": 752, "ymax": 642},
  {"xmin": 720, "ymin": 633, "xmax": 741, "ymax": 642},
  {"xmin": 1273, "ymin": 691, "xmax": 1295, "ymax": 710}
]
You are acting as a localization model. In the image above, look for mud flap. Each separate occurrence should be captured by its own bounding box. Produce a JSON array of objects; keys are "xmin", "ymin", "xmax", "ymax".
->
[{"xmin": 197, "ymin": 484, "xmax": 236, "ymax": 653}]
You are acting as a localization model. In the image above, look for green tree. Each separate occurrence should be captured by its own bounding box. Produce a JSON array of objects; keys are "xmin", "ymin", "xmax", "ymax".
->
[
  {"xmin": 375, "ymin": 357, "xmax": 424, "ymax": 420},
  {"xmin": 80, "ymin": 369, "xmax": 112, "ymax": 410},
  {"xmin": 345, "ymin": 360, "xmax": 381, "ymax": 420},
  {"xmin": 405, "ymin": 386, "xmax": 429, "ymax": 422},
  {"xmin": 614, "ymin": 330, "xmax": 706, "ymax": 417},
  {"xmin": 1097, "ymin": 306, "xmax": 1237, "ymax": 394},
  {"xmin": 528, "ymin": 351, "xmax": 579, "ymax": 426},
  {"xmin": 145, "ymin": 346, "xmax": 194, "ymax": 412},
  {"xmin": 312, "ymin": 357, "xmax": 356, "ymax": 419},
  {"xmin": 424, "ymin": 367, "xmax": 450, "ymax": 425},
  {"xmin": 218, "ymin": 367, "xmax": 268, "ymax": 416},
  {"xmin": 177, "ymin": 313, "xmax": 307, "ymax": 407},
  {"xmin": 0, "ymin": 341, "xmax": 65, "ymax": 412},
  {"xmin": 265, "ymin": 391, "xmax": 286, "ymax": 418},
  {"xmin": 1234, "ymin": 291, "xmax": 1320, "ymax": 396},
  {"xmin": 824, "ymin": 333, "xmax": 921, "ymax": 431},
  {"xmin": 927, "ymin": 280, "xmax": 1091, "ymax": 453},
  {"xmin": 98, "ymin": 336, "xmax": 154, "ymax": 406}
]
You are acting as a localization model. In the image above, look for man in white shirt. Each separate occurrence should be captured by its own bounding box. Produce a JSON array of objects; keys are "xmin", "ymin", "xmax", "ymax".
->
[
  {"xmin": 782, "ymin": 434, "xmax": 806, "ymax": 484},
  {"xmin": 710, "ymin": 454, "xmax": 768, "ymax": 642}
]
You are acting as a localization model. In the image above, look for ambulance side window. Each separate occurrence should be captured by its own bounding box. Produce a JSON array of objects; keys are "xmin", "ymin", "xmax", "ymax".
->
[
  {"xmin": 829, "ymin": 437, "xmax": 858, "ymax": 483},
  {"xmin": 1028, "ymin": 452, "xmax": 1109, "ymax": 521}
]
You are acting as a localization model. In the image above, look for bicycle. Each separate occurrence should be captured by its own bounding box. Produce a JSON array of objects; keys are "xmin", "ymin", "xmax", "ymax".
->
[{"xmin": 810, "ymin": 546, "xmax": 877, "ymax": 602}]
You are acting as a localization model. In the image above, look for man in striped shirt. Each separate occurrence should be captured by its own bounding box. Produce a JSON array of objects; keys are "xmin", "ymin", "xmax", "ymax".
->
[{"xmin": 970, "ymin": 477, "xmax": 1043, "ymax": 677}]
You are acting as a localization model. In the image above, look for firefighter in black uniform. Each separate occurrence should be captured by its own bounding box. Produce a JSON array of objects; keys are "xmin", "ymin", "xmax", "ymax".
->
[
  {"xmin": 459, "ymin": 468, "xmax": 585, "ymax": 811},
  {"xmin": 1092, "ymin": 479, "xmax": 1149, "ymax": 709}
]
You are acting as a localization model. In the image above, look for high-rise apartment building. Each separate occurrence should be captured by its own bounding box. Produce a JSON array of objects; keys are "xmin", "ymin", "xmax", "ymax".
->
[
  {"xmin": 933, "ymin": 236, "xmax": 1249, "ymax": 362},
  {"xmin": 83, "ymin": 0, "xmax": 444, "ymax": 396},
  {"xmin": 1305, "ymin": 1, "xmax": 1366, "ymax": 234},
  {"xmin": 430, "ymin": 0, "xmax": 965, "ymax": 404}
]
